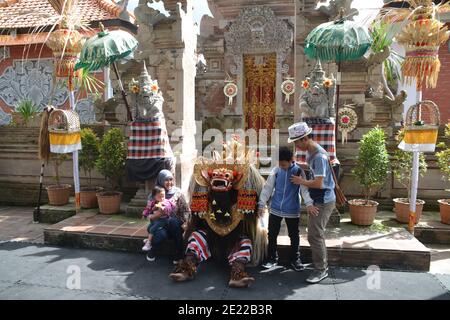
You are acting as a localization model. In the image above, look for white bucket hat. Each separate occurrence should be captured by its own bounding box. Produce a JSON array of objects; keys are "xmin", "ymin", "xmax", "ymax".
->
[{"xmin": 287, "ymin": 122, "xmax": 313, "ymax": 143}]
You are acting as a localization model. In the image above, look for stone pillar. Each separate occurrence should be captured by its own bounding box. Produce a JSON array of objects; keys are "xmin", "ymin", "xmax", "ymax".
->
[{"xmin": 169, "ymin": 1, "xmax": 198, "ymax": 196}]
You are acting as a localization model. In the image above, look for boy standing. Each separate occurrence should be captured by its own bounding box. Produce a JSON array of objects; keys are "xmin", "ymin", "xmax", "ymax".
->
[
  {"xmin": 289, "ymin": 122, "xmax": 336, "ymax": 284},
  {"xmin": 258, "ymin": 146, "xmax": 314, "ymax": 271}
]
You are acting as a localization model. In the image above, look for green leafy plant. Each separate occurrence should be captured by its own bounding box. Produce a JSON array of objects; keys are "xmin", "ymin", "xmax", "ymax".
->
[
  {"xmin": 79, "ymin": 128, "xmax": 100, "ymax": 187},
  {"xmin": 16, "ymin": 99, "xmax": 39, "ymax": 124},
  {"xmin": 352, "ymin": 126, "xmax": 390, "ymax": 203},
  {"xmin": 95, "ymin": 128, "xmax": 127, "ymax": 190},
  {"xmin": 369, "ymin": 21, "xmax": 404, "ymax": 100},
  {"xmin": 74, "ymin": 68, "xmax": 104, "ymax": 103},
  {"xmin": 436, "ymin": 123, "xmax": 450, "ymax": 189},
  {"xmin": 391, "ymin": 129, "xmax": 427, "ymax": 199},
  {"xmin": 51, "ymin": 153, "xmax": 69, "ymax": 186}
]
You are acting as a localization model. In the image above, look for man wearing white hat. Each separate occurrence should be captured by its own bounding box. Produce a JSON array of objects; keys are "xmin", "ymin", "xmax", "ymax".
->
[{"xmin": 288, "ymin": 122, "xmax": 336, "ymax": 284}]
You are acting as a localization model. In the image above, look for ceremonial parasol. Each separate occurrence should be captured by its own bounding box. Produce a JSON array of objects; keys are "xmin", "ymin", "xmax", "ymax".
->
[
  {"xmin": 304, "ymin": 9, "xmax": 372, "ymax": 125},
  {"xmin": 75, "ymin": 23, "xmax": 138, "ymax": 121}
]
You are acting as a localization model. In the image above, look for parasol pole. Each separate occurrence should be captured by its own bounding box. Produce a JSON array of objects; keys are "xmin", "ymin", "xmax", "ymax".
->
[
  {"xmin": 69, "ymin": 77, "xmax": 81, "ymax": 213},
  {"xmin": 409, "ymin": 88, "xmax": 422, "ymax": 234},
  {"xmin": 33, "ymin": 163, "xmax": 45, "ymax": 223},
  {"xmin": 112, "ymin": 61, "xmax": 133, "ymax": 122},
  {"xmin": 335, "ymin": 59, "xmax": 342, "ymax": 136}
]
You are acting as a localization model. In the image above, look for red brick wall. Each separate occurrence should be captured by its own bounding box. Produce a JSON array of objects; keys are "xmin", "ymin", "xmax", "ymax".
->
[
  {"xmin": 0, "ymin": 45, "xmax": 105, "ymax": 116},
  {"xmin": 422, "ymin": 40, "xmax": 450, "ymax": 124}
]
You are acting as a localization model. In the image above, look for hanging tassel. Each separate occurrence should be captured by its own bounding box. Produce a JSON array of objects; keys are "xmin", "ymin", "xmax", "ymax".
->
[{"xmin": 38, "ymin": 106, "xmax": 55, "ymax": 164}]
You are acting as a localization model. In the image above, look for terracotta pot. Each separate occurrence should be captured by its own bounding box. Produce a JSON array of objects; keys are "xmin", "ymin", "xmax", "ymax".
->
[
  {"xmin": 97, "ymin": 191, "xmax": 122, "ymax": 215},
  {"xmin": 393, "ymin": 198, "xmax": 425, "ymax": 224},
  {"xmin": 348, "ymin": 199, "xmax": 378, "ymax": 226},
  {"xmin": 438, "ymin": 199, "xmax": 450, "ymax": 225},
  {"xmin": 46, "ymin": 184, "xmax": 71, "ymax": 206},
  {"xmin": 80, "ymin": 187, "xmax": 103, "ymax": 209}
]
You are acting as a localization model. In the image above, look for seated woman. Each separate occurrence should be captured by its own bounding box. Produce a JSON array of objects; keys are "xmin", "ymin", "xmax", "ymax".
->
[{"xmin": 145, "ymin": 170, "xmax": 190, "ymax": 264}]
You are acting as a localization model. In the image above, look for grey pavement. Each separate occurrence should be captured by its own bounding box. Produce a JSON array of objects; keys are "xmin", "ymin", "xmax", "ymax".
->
[{"xmin": 0, "ymin": 241, "xmax": 449, "ymax": 300}]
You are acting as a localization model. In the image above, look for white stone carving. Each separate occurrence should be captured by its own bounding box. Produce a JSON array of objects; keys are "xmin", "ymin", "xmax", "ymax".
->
[
  {"xmin": 0, "ymin": 107, "xmax": 11, "ymax": 126},
  {"xmin": 0, "ymin": 59, "xmax": 68, "ymax": 110},
  {"xmin": 75, "ymin": 98, "xmax": 97, "ymax": 124},
  {"xmin": 224, "ymin": 6, "xmax": 293, "ymax": 76}
]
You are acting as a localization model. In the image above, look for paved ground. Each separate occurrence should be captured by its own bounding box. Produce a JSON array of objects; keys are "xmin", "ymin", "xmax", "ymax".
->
[
  {"xmin": 0, "ymin": 241, "xmax": 449, "ymax": 300},
  {"xmin": 0, "ymin": 206, "xmax": 449, "ymax": 300},
  {"xmin": 0, "ymin": 206, "xmax": 46, "ymax": 243}
]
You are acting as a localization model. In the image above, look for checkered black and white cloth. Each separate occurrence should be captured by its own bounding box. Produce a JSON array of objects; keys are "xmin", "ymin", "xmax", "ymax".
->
[
  {"xmin": 127, "ymin": 119, "xmax": 173, "ymax": 159},
  {"xmin": 295, "ymin": 118, "xmax": 339, "ymax": 165}
]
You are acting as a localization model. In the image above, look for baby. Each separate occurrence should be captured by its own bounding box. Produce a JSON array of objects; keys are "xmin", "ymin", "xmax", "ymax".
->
[{"xmin": 142, "ymin": 186, "xmax": 176, "ymax": 252}]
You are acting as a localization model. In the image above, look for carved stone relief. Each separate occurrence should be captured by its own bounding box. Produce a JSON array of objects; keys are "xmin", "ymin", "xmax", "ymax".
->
[
  {"xmin": 76, "ymin": 98, "xmax": 97, "ymax": 124},
  {"xmin": 224, "ymin": 6, "xmax": 293, "ymax": 76},
  {"xmin": 0, "ymin": 107, "xmax": 11, "ymax": 126},
  {"xmin": 0, "ymin": 59, "xmax": 68, "ymax": 110}
]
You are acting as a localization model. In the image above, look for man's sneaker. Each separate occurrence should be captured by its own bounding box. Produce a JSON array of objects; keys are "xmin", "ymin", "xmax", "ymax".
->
[
  {"xmin": 290, "ymin": 259, "xmax": 305, "ymax": 272},
  {"xmin": 142, "ymin": 241, "xmax": 152, "ymax": 251},
  {"xmin": 306, "ymin": 269, "xmax": 328, "ymax": 284},
  {"xmin": 262, "ymin": 257, "xmax": 278, "ymax": 269},
  {"xmin": 146, "ymin": 250, "xmax": 156, "ymax": 262}
]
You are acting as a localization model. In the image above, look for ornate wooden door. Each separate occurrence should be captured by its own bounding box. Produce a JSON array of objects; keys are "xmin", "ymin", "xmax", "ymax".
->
[{"xmin": 244, "ymin": 54, "xmax": 276, "ymax": 136}]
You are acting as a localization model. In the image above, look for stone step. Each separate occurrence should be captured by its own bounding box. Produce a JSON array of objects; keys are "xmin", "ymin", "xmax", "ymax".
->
[{"xmin": 43, "ymin": 210, "xmax": 432, "ymax": 271}]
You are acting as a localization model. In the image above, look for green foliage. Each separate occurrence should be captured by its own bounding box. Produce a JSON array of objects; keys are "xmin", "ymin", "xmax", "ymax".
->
[
  {"xmin": 95, "ymin": 128, "xmax": 127, "ymax": 190},
  {"xmin": 75, "ymin": 68, "xmax": 104, "ymax": 103},
  {"xmin": 352, "ymin": 126, "xmax": 390, "ymax": 202},
  {"xmin": 16, "ymin": 99, "xmax": 39, "ymax": 124},
  {"xmin": 52, "ymin": 153, "xmax": 69, "ymax": 186},
  {"xmin": 79, "ymin": 128, "xmax": 100, "ymax": 187},
  {"xmin": 369, "ymin": 21, "xmax": 404, "ymax": 92},
  {"xmin": 436, "ymin": 123, "xmax": 450, "ymax": 185},
  {"xmin": 391, "ymin": 129, "xmax": 427, "ymax": 199}
]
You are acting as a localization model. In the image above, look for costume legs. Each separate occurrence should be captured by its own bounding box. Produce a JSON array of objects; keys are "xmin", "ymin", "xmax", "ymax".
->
[{"xmin": 169, "ymin": 230, "xmax": 255, "ymax": 287}]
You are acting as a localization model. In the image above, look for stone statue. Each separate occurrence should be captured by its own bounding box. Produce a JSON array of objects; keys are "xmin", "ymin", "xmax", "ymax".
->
[
  {"xmin": 318, "ymin": 0, "xmax": 358, "ymax": 20},
  {"xmin": 299, "ymin": 61, "xmax": 336, "ymax": 120},
  {"xmin": 131, "ymin": 61, "xmax": 164, "ymax": 120}
]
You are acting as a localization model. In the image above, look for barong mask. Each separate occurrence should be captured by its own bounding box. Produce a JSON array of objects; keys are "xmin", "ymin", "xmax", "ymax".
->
[{"xmin": 191, "ymin": 138, "xmax": 260, "ymax": 236}]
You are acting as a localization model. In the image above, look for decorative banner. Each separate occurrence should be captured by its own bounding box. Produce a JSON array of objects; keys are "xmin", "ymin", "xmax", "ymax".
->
[
  {"xmin": 224, "ymin": 82, "xmax": 238, "ymax": 106},
  {"xmin": 281, "ymin": 78, "xmax": 295, "ymax": 103},
  {"xmin": 337, "ymin": 106, "xmax": 358, "ymax": 144},
  {"xmin": 48, "ymin": 109, "xmax": 81, "ymax": 153},
  {"xmin": 398, "ymin": 100, "xmax": 440, "ymax": 153}
]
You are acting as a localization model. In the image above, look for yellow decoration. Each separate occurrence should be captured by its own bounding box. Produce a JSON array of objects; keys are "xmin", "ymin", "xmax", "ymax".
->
[
  {"xmin": 403, "ymin": 129, "xmax": 438, "ymax": 144},
  {"xmin": 49, "ymin": 132, "xmax": 81, "ymax": 153}
]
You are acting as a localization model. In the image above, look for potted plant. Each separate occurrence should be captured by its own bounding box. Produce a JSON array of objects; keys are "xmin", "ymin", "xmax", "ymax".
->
[
  {"xmin": 79, "ymin": 128, "xmax": 102, "ymax": 208},
  {"xmin": 95, "ymin": 128, "xmax": 127, "ymax": 214},
  {"xmin": 12, "ymin": 99, "xmax": 41, "ymax": 126},
  {"xmin": 391, "ymin": 129, "xmax": 427, "ymax": 224},
  {"xmin": 350, "ymin": 126, "xmax": 390, "ymax": 226},
  {"xmin": 436, "ymin": 123, "xmax": 450, "ymax": 224},
  {"xmin": 46, "ymin": 153, "xmax": 71, "ymax": 206}
]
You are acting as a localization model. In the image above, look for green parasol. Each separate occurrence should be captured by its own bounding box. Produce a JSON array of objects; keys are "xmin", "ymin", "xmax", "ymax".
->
[
  {"xmin": 75, "ymin": 23, "xmax": 138, "ymax": 121},
  {"xmin": 304, "ymin": 12, "xmax": 372, "ymax": 129},
  {"xmin": 304, "ymin": 19, "xmax": 372, "ymax": 62}
]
